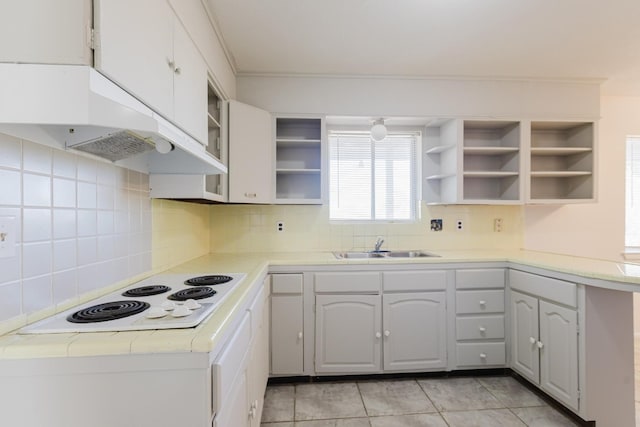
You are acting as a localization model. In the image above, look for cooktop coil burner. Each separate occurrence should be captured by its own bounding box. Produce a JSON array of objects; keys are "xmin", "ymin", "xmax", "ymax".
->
[
  {"xmin": 67, "ymin": 301, "xmax": 150, "ymax": 324},
  {"xmin": 185, "ymin": 275, "xmax": 233, "ymax": 286},
  {"xmin": 122, "ymin": 285, "xmax": 171, "ymax": 297},
  {"xmin": 168, "ymin": 287, "xmax": 217, "ymax": 301}
]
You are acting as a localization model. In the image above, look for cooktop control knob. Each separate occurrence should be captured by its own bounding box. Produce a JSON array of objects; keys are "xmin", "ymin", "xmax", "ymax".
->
[{"xmin": 184, "ymin": 299, "xmax": 202, "ymax": 310}]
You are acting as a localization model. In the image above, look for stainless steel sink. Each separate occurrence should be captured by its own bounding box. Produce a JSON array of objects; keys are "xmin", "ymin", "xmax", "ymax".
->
[{"xmin": 333, "ymin": 250, "xmax": 439, "ymax": 259}]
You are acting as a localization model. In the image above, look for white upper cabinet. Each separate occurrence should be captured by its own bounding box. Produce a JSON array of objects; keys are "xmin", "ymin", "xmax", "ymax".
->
[
  {"xmin": 0, "ymin": 0, "xmax": 92, "ymax": 65},
  {"xmin": 94, "ymin": 0, "xmax": 208, "ymax": 144},
  {"xmin": 228, "ymin": 100, "xmax": 274, "ymax": 204}
]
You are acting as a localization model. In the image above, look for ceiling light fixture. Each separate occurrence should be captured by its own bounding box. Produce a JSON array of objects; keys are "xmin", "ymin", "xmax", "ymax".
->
[
  {"xmin": 155, "ymin": 139, "xmax": 175, "ymax": 154},
  {"xmin": 371, "ymin": 118, "xmax": 387, "ymax": 142}
]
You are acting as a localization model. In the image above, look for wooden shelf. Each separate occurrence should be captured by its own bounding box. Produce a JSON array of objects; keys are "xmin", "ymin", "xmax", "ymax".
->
[
  {"xmin": 464, "ymin": 171, "xmax": 519, "ymax": 178},
  {"xmin": 208, "ymin": 112, "xmax": 221, "ymax": 129},
  {"xmin": 530, "ymin": 171, "xmax": 592, "ymax": 178},
  {"xmin": 276, "ymin": 168, "xmax": 321, "ymax": 174},
  {"xmin": 426, "ymin": 144, "xmax": 457, "ymax": 154},
  {"xmin": 463, "ymin": 146, "xmax": 519, "ymax": 155},
  {"xmin": 530, "ymin": 147, "xmax": 592, "ymax": 156}
]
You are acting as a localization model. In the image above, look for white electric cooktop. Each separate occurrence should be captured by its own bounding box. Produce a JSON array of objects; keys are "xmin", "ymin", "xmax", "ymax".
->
[{"xmin": 19, "ymin": 273, "xmax": 246, "ymax": 334}]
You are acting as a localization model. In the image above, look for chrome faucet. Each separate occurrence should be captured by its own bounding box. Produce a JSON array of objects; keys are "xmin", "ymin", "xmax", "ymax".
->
[{"xmin": 373, "ymin": 237, "xmax": 385, "ymax": 252}]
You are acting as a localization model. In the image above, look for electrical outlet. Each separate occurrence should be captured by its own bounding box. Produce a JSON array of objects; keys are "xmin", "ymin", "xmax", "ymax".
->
[
  {"xmin": 276, "ymin": 221, "xmax": 284, "ymax": 232},
  {"xmin": 494, "ymin": 218, "xmax": 503, "ymax": 232},
  {"xmin": 456, "ymin": 219, "xmax": 464, "ymax": 231},
  {"xmin": 0, "ymin": 216, "xmax": 17, "ymax": 258}
]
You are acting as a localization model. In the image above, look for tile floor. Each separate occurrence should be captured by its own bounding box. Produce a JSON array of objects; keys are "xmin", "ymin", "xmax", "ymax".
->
[{"xmin": 260, "ymin": 376, "xmax": 580, "ymax": 426}]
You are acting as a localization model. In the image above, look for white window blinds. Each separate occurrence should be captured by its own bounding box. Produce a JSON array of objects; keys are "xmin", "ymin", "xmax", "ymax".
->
[
  {"xmin": 626, "ymin": 136, "xmax": 640, "ymax": 248},
  {"xmin": 329, "ymin": 132, "xmax": 417, "ymax": 221}
]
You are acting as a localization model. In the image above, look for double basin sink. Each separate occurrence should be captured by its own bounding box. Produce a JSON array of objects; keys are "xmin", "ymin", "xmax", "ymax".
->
[{"xmin": 333, "ymin": 250, "xmax": 439, "ymax": 259}]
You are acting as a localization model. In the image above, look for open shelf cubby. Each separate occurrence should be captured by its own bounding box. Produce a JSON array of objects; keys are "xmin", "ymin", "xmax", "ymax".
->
[
  {"xmin": 529, "ymin": 121, "xmax": 594, "ymax": 201},
  {"xmin": 275, "ymin": 117, "xmax": 323, "ymax": 204},
  {"xmin": 423, "ymin": 119, "xmax": 460, "ymax": 204},
  {"xmin": 462, "ymin": 120, "xmax": 521, "ymax": 202}
]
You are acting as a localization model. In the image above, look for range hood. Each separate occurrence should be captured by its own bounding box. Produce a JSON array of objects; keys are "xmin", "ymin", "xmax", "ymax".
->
[{"xmin": 0, "ymin": 63, "xmax": 226, "ymax": 175}]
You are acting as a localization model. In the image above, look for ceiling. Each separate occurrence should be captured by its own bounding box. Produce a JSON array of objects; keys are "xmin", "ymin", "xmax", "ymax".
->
[{"xmin": 206, "ymin": 0, "xmax": 640, "ymax": 95}]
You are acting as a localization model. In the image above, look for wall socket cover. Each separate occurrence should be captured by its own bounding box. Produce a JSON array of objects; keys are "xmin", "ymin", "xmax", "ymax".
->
[
  {"xmin": 276, "ymin": 221, "xmax": 284, "ymax": 232},
  {"xmin": 0, "ymin": 216, "xmax": 17, "ymax": 258},
  {"xmin": 456, "ymin": 220, "xmax": 464, "ymax": 231}
]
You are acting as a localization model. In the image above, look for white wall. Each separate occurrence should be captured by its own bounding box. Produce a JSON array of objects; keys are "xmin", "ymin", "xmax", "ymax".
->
[
  {"xmin": 523, "ymin": 96, "xmax": 640, "ymax": 261},
  {"xmin": 237, "ymin": 75, "xmax": 599, "ymax": 119}
]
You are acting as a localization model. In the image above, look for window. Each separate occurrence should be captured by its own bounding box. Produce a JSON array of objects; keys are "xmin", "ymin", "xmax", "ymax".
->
[
  {"xmin": 626, "ymin": 136, "xmax": 640, "ymax": 250},
  {"xmin": 329, "ymin": 131, "xmax": 418, "ymax": 221}
]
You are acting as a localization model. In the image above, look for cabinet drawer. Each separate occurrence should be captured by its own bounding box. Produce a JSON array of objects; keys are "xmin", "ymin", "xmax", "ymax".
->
[
  {"xmin": 212, "ymin": 312, "xmax": 250, "ymax": 415},
  {"xmin": 456, "ymin": 290, "xmax": 504, "ymax": 314},
  {"xmin": 272, "ymin": 274, "xmax": 303, "ymax": 294},
  {"xmin": 383, "ymin": 270, "xmax": 447, "ymax": 292},
  {"xmin": 315, "ymin": 272, "xmax": 380, "ymax": 293},
  {"xmin": 456, "ymin": 315, "xmax": 505, "ymax": 340},
  {"xmin": 509, "ymin": 269, "xmax": 577, "ymax": 308},
  {"xmin": 456, "ymin": 342, "xmax": 506, "ymax": 367},
  {"xmin": 456, "ymin": 269, "xmax": 505, "ymax": 289}
]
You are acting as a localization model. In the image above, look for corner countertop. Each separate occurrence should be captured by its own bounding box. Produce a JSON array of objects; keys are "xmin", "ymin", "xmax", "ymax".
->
[{"xmin": 1, "ymin": 249, "xmax": 639, "ymax": 360}]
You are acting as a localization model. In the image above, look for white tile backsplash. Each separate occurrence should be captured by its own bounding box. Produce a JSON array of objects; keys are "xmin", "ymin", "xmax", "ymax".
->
[
  {"xmin": 53, "ymin": 209, "xmax": 77, "ymax": 240},
  {"xmin": 52, "ymin": 177, "xmax": 76, "ymax": 208},
  {"xmin": 22, "ymin": 242, "xmax": 52, "ymax": 278},
  {"xmin": 0, "ymin": 134, "xmax": 152, "ymax": 330},
  {"xmin": 77, "ymin": 209, "xmax": 97, "ymax": 237},
  {"xmin": 77, "ymin": 182, "xmax": 97, "ymax": 209},
  {"xmin": 0, "ymin": 134, "xmax": 21, "ymax": 169},
  {"xmin": 22, "ymin": 275, "xmax": 53, "ymax": 313},
  {"xmin": 23, "ymin": 173, "xmax": 51, "ymax": 207},
  {"xmin": 53, "ymin": 239, "xmax": 77, "ymax": 272},
  {"xmin": 0, "ymin": 169, "xmax": 21, "ymax": 205},
  {"xmin": 22, "ymin": 141, "xmax": 52, "ymax": 174},
  {"xmin": 52, "ymin": 150, "xmax": 76, "ymax": 179},
  {"xmin": 0, "ymin": 281, "xmax": 21, "ymax": 322},
  {"xmin": 23, "ymin": 208, "xmax": 52, "ymax": 242}
]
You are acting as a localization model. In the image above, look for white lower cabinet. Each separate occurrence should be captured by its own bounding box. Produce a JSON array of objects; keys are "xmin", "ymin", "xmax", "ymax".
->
[
  {"xmin": 214, "ymin": 277, "xmax": 269, "ymax": 427},
  {"xmin": 383, "ymin": 292, "xmax": 447, "ymax": 371},
  {"xmin": 315, "ymin": 294, "xmax": 382, "ymax": 373},
  {"xmin": 510, "ymin": 270, "xmax": 580, "ymax": 412},
  {"xmin": 270, "ymin": 274, "xmax": 304, "ymax": 375}
]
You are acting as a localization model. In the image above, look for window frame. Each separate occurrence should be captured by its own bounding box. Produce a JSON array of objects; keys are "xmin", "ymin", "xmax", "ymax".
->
[{"xmin": 327, "ymin": 128, "xmax": 422, "ymax": 223}]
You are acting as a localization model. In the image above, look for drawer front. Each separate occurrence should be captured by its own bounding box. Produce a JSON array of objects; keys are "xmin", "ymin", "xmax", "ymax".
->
[
  {"xmin": 456, "ymin": 315, "xmax": 505, "ymax": 340},
  {"xmin": 509, "ymin": 269, "xmax": 577, "ymax": 308},
  {"xmin": 212, "ymin": 312, "xmax": 251, "ymax": 414},
  {"xmin": 456, "ymin": 269, "xmax": 505, "ymax": 289},
  {"xmin": 383, "ymin": 270, "xmax": 447, "ymax": 292},
  {"xmin": 272, "ymin": 273, "xmax": 303, "ymax": 294},
  {"xmin": 456, "ymin": 290, "xmax": 504, "ymax": 314},
  {"xmin": 315, "ymin": 272, "xmax": 380, "ymax": 293},
  {"xmin": 456, "ymin": 342, "xmax": 506, "ymax": 367}
]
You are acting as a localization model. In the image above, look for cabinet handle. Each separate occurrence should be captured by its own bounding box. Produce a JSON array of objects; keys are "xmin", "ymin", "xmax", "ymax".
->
[
  {"xmin": 479, "ymin": 300, "xmax": 486, "ymax": 306},
  {"xmin": 529, "ymin": 336, "xmax": 536, "ymax": 345},
  {"xmin": 375, "ymin": 332, "xmax": 381, "ymax": 339},
  {"xmin": 244, "ymin": 192, "xmax": 257, "ymax": 198},
  {"xmin": 167, "ymin": 58, "xmax": 175, "ymax": 69},
  {"xmin": 174, "ymin": 66, "xmax": 181, "ymax": 75},
  {"xmin": 537, "ymin": 341, "xmax": 544, "ymax": 349},
  {"xmin": 297, "ymin": 331, "xmax": 303, "ymax": 340},
  {"xmin": 479, "ymin": 353, "xmax": 487, "ymax": 359},
  {"xmin": 478, "ymin": 326, "xmax": 486, "ymax": 333},
  {"xmin": 384, "ymin": 330, "xmax": 391, "ymax": 337}
]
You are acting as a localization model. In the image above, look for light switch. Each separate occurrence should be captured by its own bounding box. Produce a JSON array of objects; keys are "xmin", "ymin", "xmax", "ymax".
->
[{"xmin": 0, "ymin": 216, "xmax": 17, "ymax": 258}]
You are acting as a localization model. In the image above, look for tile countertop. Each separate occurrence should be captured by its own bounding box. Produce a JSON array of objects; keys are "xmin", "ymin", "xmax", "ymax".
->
[{"xmin": 1, "ymin": 249, "xmax": 640, "ymax": 360}]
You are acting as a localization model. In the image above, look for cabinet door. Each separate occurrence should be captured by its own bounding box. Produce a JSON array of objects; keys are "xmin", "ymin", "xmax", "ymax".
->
[
  {"xmin": 94, "ymin": 0, "xmax": 174, "ymax": 119},
  {"xmin": 539, "ymin": 300, "xmax": 579, "ymax": 410},
  {"xmin": 172, "ymin": 20, "xmax": 208, "ymax": 144},
  {"xmin": 228, "ymin": 100, "xmax": 273, "ymax": 203},
  {"xmin": 215, "ymin": 370, "xmax": 249, "ymax": 427},
  {"xmin": 247, "ymin": 292, "xmax": 270, "ymax": 427},
  {"xmin": 315, "ymin": 294, "xmax": 381, "ymax": 373},
  {"xmin": 271, "ymin": 294, "xmax": 303, "ymax": 375},
  {"xmin": 510, "ymin": 291, "xmax": 539, "ymax": 383},
  {"xmin": 383, "ymin": 292, "xmax": 447, "ymax": 371}
]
